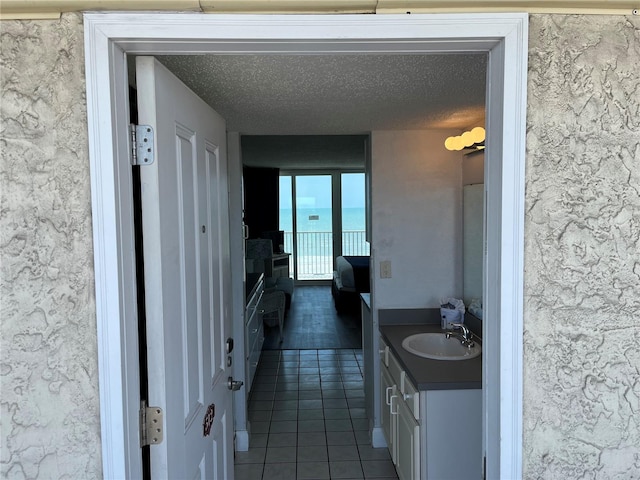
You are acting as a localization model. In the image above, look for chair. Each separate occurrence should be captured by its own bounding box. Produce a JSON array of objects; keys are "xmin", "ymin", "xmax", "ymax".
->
[
  {"xmin": 246, "ymin": 238, "xmax": 294, "ymax": 310},
  {"xmin": 259, "ymin": 290, "xmax": 285, "ymax": 343}
]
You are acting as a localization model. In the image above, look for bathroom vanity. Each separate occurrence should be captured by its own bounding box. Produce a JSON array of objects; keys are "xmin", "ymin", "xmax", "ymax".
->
[{"xmin": 379, "ymin": 322, "xmax": 482, "ymax": 480}]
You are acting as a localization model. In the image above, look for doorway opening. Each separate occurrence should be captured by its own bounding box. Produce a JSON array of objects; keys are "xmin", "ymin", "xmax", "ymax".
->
[{"xmin": 85, "ymin": 13, "xmax": 527, "ymax": 479}]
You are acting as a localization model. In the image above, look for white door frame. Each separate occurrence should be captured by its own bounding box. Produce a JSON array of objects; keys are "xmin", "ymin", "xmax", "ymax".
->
[{"xmin": 84, "ymin": 12, "xmax": 527, "ymax": 479}]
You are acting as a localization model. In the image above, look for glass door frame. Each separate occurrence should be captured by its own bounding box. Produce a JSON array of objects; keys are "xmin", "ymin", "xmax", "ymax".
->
[{"xmin": 280, "ymin": 168, "xmax": 365, "ymax": 283}]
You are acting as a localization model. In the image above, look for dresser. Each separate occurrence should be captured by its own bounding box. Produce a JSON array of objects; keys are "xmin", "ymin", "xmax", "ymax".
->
[
  {"xmin": 267, "ymin": 252, "xmax": 291, "ymax": 278},
  {"xmin": 245, "ymin": 273, "xmax": 264, "ymax": 393}
]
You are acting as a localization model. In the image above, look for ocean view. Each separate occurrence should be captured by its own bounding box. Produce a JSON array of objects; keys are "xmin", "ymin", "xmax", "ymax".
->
[
  {"xmin": 278, "ymin": 207, "xmax": 369, "ymax": 275},
  {"xmin": 279, "ymin": 207, "xmax": 366, "ymax": 233},
  {"xmin": 278, "ymin": 172, "xmax": 369, "ymax": 278}
]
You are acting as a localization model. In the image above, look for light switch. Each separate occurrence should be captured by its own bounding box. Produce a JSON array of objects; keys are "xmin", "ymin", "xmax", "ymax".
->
[{"xmin": 380, "ymin": 260, "xmax": 392, "ymax": 278}]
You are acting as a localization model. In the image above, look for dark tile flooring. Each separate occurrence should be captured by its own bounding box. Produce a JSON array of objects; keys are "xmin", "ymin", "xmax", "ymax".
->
[
  {"xmin": 263, "ymin": 286, "xmax": 362, "ymax": 350},
  {"xmin": 235, "ymin": 349, "xmax": 398, "ymax": 480}
]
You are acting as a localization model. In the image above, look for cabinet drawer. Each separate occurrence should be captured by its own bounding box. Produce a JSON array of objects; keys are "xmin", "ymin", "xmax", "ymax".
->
[
  {"xmin": 401, "ymin": 372, "xmax": 419, "ymax": 421},
  {"xmin": 246, "ymin": 288, "xmax": 263, "ymax": 319},
  {"xmin": 250, "ymin": 320, "xmax": 264, "ymax": 353},
  {"xmin": 247, "ymin": 321, "xmax": 264, "ymax": 388},
  {"xmin": 379, "ymin": 337, "xmax": 389, "ymax": 366},
  {"xmin": 388, "ymin": 348, "xmax": 403, "ymax": 386},
  {"xmin": 246, "ymin": 314, "xmax": 260, "ymax": 352},
  {"xmin": 247, "ymin": 343, "xmax": 262, "ymax": 387}
]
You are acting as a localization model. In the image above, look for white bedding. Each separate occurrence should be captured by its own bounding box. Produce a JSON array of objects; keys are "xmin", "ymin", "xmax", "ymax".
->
[{"xmin": 334, "ymin": 255, "xmax": 356, "ymax": 291}]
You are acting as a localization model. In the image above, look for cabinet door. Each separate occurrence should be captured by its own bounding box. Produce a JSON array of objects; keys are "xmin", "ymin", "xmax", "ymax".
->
[
  {"xmin": 380, "ymin": 365, "xmax": 397, "ymax": 463},
  {"xmin": 396, "ymin": 396, "xmax": 420, "ymax": 480}
]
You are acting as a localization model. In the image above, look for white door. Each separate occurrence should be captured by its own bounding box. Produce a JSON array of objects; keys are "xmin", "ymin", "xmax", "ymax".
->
[{"xmin": 136, "ymin": 56, "xmax": 234, "ymax": 479}]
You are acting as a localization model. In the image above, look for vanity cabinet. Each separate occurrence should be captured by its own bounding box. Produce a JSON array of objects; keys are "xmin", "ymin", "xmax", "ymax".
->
[
  {"xmin": 245, "ymin": 274, "xmax": 264, "ymax": 393},
  {"xmin": 396, "ymin": 391, "xmax": 420, "ymax": 480},
  {"xmin": 379, "ymin": 335, "xmax": 482, "ymax": 480},
  {"xmin": 380, "ymin": 363, "xmax": 396, "ymax": 459},
  {"xmin": 380, "ymin": 337, "xmax": 420, "ymax": 479}
]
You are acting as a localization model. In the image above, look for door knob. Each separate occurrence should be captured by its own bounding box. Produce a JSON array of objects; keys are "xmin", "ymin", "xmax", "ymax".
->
[{"xmin": 227, "ymin": 376, "xmax": 243, "ymax": 391}]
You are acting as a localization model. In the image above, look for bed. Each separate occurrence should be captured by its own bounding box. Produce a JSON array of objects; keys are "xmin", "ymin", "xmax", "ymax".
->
[{"xmin": 331, "ymin": 255, "xmax": 371, "ymax": 312}]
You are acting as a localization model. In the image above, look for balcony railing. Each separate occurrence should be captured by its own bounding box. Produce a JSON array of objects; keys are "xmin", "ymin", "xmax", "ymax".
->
[{"xmin": 283, "ymin": 230, "xmax": 369, "ymax": 280}]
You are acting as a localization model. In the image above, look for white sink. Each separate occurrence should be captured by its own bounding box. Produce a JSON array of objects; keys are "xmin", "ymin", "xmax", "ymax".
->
[{"xmin": 401, "ymin": 333, "xmax": 482, "ymax": 361}]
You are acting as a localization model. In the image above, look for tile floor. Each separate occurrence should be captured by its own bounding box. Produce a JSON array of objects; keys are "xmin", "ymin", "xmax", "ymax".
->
[
  {"xmin": 235, "ymin": 349, "xmax": 399, "ymax": 480},
  {"xmin": 262, "ymin": 286, "xmax": 362, "ymax": 350}
]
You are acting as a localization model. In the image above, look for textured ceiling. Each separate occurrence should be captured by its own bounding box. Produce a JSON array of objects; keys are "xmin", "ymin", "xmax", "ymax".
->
[
  {"xmin": 241, "ymin": 135, "xmax": 367, "ymax": 169},
  {"xmin": 156, "ymin": 54, "xmax": 487, "ymax": 135}
]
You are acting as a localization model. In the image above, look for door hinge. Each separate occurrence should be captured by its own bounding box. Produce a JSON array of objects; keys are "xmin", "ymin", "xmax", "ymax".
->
[
  {"xmin": 130, "ymin": 124, "xmax": 155, "ymax": 166},
  {"xmin": 140, "ymin": 400, "xmax": 163, "ymax": 447},
  {"xmin": 483, "ymin": 455, "xmax": 486, "ymax": 480}
]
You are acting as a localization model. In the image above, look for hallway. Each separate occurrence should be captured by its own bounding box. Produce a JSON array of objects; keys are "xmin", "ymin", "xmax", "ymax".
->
[
  {"xmin": 234, "ymin": 349, "xmax": 398, "ymax": 479},
  {"xmin": 262, "ymin": 286, "xmax": 362, "ymax": 350}
]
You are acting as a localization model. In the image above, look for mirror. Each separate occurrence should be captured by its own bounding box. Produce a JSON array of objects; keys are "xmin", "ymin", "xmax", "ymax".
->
[{"xmin": 463, "ymin": 183, "xmax": 484, "ymax": 319}]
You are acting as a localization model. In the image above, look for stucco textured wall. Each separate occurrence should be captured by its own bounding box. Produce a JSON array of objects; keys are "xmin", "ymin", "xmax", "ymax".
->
[
  {"xmin": 1, "ymin": 10, "xmax": 639, "ymax": 479},
  {"xmin": 524, "ymin": 15, "xmax": 640, "ymax": 479},
  {"xmin": 0, "ymin": 13, "xmax": 102, "ymax": 479}
]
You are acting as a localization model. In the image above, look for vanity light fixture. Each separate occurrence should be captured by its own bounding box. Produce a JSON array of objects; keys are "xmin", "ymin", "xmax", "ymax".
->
[{"xmin": 445, "ymin": 127, "xmax": 486, "ymax": 152}]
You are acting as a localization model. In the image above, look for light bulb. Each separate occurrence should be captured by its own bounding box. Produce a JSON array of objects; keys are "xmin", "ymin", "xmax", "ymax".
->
[
  {"xmin": 452, "ymin": 136, "xmax": 465, "ymax": 151},
  {"xmin": 460, "ymin": 131, "xmax": 474, "ymax": 147},
  {"xmin": 444, "ymin": 127, "xmax": 485, "ymax": 151},
  {"xmin": 444, "ymin": 137, "xmax": 457, "ymax": 150},
  {"xmin": 470, "ymin": 127, "xmax": 485, "ymax": 143}
]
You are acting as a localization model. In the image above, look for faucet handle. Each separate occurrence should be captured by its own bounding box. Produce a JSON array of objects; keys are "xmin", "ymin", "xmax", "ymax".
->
[{"xmin": 450, "ymin": 323, "xmax": 472, "ymax": 339}]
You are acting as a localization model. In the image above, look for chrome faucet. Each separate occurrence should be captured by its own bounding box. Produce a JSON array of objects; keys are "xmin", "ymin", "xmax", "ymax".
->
[{"xmin": 446, "ymin": 323, "xmax": 475, "ymax": 348}]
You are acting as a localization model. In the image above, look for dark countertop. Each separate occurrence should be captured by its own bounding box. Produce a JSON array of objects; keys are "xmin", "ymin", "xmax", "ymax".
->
[
  {"xmin": 360, "ymin": 293, "xmax": 371, "ymax": 310},
  {"xmin": 380, "ymin": 323, "xmax": 482, "ymax": 391}
]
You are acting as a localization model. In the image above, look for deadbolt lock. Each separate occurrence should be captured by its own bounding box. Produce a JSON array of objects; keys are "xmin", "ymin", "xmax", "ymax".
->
[{"xmin": 227, "ymin": 376, "xmax": 243, "ymax": 391}]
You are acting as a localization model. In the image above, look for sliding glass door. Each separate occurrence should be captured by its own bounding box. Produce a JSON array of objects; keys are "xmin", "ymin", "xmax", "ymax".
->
[
  {"xmin": 295, "ymin": 175, "xmax": 333, "ymax": 280},
  {"xmin": 280, "ymin": 172, "xmax": 368, "ymax": 282},
  {"xmin": 341, "ymin": 173, "xmax": 369, "ymax": 256}
]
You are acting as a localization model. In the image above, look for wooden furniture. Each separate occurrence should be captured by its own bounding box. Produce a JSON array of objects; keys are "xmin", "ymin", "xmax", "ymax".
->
[
  {"xmin": 246, "ymin": 239, "xmax": 290, "ymax": 278},
  {"xmin": 268, "ymin": 252, "xmax": 290, "ymax": 278},
  {"xmin": 245, "ymin": 273, "xmax": 264, "ymax": 393},
  {"xmin": 246, "ymin": 239, "xmax": 294, "ymax": 311}
]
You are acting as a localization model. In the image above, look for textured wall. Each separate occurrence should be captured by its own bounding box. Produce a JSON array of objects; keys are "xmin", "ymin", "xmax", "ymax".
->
[
  {"xmin": 524, "ymin": 15, "xmax": 640, "ymax": 479},
  {"xmin": 1, "ymin": 10, "xmax": 639, "ymax": 479},
  {"xmin": 0, "ymin": 13, "xmax": 102, "ymax": 479}
]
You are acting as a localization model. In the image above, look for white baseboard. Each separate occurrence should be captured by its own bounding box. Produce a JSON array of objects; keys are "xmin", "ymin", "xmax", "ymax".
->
[
  {"xmin": 371, "ymin": 427, "xmax": 387, "ymax": 448},
  {"xmin": 235, "ymin": 430, "xmax": 249, "ymax": 452}
]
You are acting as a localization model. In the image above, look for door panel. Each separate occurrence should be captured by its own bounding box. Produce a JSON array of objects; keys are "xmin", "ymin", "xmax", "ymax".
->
[
  {"xmin": 174, "ymin": 124, "xmax": 203, "ymax": 430},
  {"xmin": 136, "ymin": 56, "xmax": 233, "ymax": 479},
  {"xmin": 206, "ymin": 141, "xmax": 228, "ymax": 384}
]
